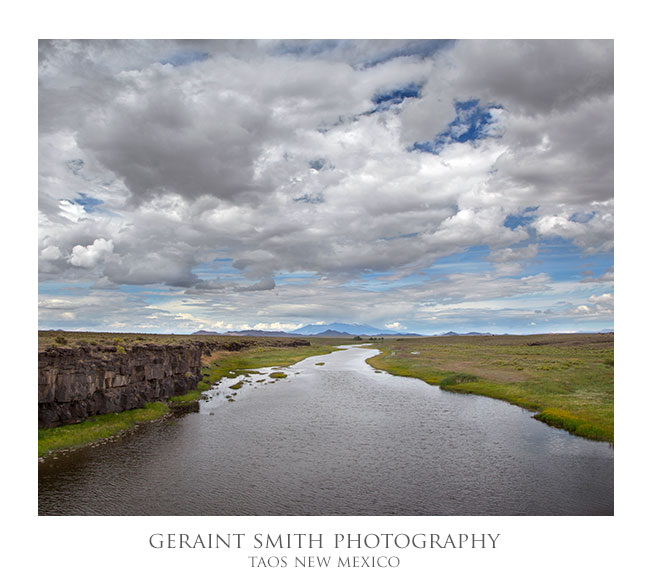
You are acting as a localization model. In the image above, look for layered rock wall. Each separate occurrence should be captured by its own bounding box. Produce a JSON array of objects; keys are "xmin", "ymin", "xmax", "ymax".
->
[
  {"xmin": 38, "ymin": 344, "xmax": 204, "ymax": 427},
  {"xmin": 38, "ymin": 338, "xmax": 311, "ymax": 428}
]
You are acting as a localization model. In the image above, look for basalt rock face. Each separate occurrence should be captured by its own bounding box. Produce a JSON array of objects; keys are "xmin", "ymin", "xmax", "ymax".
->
[
  {"xmin": 38, "ymin": 343, "xmax": 205, "ymax": 428},
  {"xmin": 38, "ymin": 343, "xmax": 200, "ymax": 428},
  {"xmin": 38, "ymin": 338, "xmax": 311, "ymax": 428}
]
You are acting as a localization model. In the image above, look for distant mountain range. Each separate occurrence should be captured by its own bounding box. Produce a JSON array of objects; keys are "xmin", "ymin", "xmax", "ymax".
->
[
  {"xmin": 291, "ymin": 322, "xmax": 419, "ymax": 336},
  {"xmin": 191, "ymin": 324, "xmax": 615, "ymax": 338},
  {"xmin": 192, "ymin": 322, "xmax": 422, "ymax": 337},
  {"xmin": 192, "ymin": 329, "xmax": 298, "ymax": 337},
  {"xmin": 46, "ymin": 326, "xmax": 614, "ymax": 338},
  {"xmin": 441, "ymin": 331, "xmax": 493, "ymax": 336}
]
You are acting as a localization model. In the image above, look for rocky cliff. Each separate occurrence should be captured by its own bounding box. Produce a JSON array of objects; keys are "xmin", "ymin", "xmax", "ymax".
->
[{"xmin": 38, "ymin": 338, "xmax": 309, "ymax": 428}]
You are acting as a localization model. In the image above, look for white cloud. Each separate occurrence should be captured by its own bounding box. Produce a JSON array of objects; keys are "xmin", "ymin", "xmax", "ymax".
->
[
  {"xmin": 69, "ymin": 238, "xmax": 114, "ymax": 268},
  {"xmin": 588, "ymin": 293, "xmax": 614, "ymax": 311},
  {"xmin": 489, "ymin": 244, "xmax": 539, "ymax": 276},
  {"xmin": 253, "ymin": 322, "xmax": 303, "ymax": 331},
  {"xmin": 57, "ymin": 200, "xmax": 87, "ymax": 222},
  {"xmin": 581, "ymin": 267, "xmax": 613, "ymax": 283},
  {"xmin": 41, "ymin": 245, "xmax": 62, "ymax": 260},
  {"xmin": 38, "ymin": 40, "xmax": 613, "ymax": 333}
]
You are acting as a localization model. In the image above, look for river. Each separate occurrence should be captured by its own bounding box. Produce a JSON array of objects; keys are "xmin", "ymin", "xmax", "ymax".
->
[{"xmin": 38, "ymin": 345, "xmax": 614, "ymax": 515}]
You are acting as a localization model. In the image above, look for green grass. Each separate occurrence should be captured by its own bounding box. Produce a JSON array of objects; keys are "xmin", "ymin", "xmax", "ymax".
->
[
  {"xmin": 198, "ymin": 343, "xmax": 343, "ymax": 388},
  {"xmin": 38, "ymin": 402, "xmax": 170, "ymax": 458},
  {"xmin": 39, "ymin": 339, "xmax": 342, "ymax": 459},
  {"xmin": 269, "ymin": 372, "xmax": 287, "ymax": 379},
  {"xmin": 367, "ymin": 333, "xmax": 614, "ymax": 442},
  {"xmin": 439, "ymin": 373, "xmax": 479, "ymax": 389},
  {"xmin": 168, "ymin": 390, "xmax": 203, "ymax": 403},
  {"xmin": 38, "ymin": 330, "xmax": 346, "ymax": 351},
  {"xmin": 534, "ymin": 408, "xmax": 608, "ymax": 442}
]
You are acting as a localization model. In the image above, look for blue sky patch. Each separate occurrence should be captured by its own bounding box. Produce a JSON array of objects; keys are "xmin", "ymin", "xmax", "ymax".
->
[
  {"xmin": 521, "ymin": 237, "xmax": 612, "ymax": 282},
  {"xmin": 380, "ymin": 232, "xmax": 420, "ymax": 241},
  {"xmin": 412, "ymin": 99, "xmax": 502, "ymax": 154},
  {"xmin": 570, "ymin": 211, "xmax": 596, "ymax": 223},
  {"xmin": 39, "ymin": 282, "xmax": 94, "ymax": 296},
  {"xmin": 74, "ymin": 193, "xmax": 104, "ymax": 212},
  {"xmin": 294, "ymin": 193, "xmax": 324, "ymax": 204},
  {"xmin": 273, "ymin": 40, "xmax": 346, "ymax": 58},
  {"xmin": 193, "ymin": 260, "xmax": 238, "ymax": 277},
  {"xmin": 161, "ymin": 51, "xmax": 210, "ymax": 67},
  {"xmin": 504, "ymin": 207, "xmax": 539, "ymax": 229},
  {"xmin": 372, "ymin": 82, "xmax": 422, "ymax": 106},
  {"xmin": 427, "ymin": 246, "xmax": 494, "ymax": 274},
  {"xmin": 360, "ymin": 40, "xmax": 455, "ymax": 69}
]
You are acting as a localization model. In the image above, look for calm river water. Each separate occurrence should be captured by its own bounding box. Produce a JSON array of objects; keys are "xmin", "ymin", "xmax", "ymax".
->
[{"xmin": 38, "ymin": 345, "xmax": 613, "ymax": 515}]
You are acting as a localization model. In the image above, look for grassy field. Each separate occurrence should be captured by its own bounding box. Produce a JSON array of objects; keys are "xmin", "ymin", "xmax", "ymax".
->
[
  {"xmin": 366, "ymin": 333, "xmax": 614, "ymax": 442},
  {"xmin": 38, "ymin": 334, "xmax": 344, "ymax": 458},
  {"xmin": 196, "ymin": 340, "xmax": 343, "ymax": 390},
  {"xmin": 39, "ymin": 330, "xmax": 208, "ymax": 350},
  {"xmin": 38, "ymin": 330, "xmax": 340, "ymax": 351}
]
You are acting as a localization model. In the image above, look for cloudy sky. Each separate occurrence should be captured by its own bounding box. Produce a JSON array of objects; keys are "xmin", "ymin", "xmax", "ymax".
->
[{"xmin": 38, "ymin": 39, "xmax": 613, "ymax": 334}]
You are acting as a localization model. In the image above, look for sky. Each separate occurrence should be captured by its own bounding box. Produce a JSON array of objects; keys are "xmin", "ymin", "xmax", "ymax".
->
[{"xmin": 38, "ymin": 39, "xmax": 614, "ymax": 335}]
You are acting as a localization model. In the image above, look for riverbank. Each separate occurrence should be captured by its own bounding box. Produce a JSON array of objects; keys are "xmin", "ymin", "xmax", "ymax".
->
[
  {"xmin": 38, "ymin": 401, "xmax": 171, "ymax": 458},
  {"xmin": 38, "ymin": 338, "xmax": 342, "ymax": 459},
  {"xmin": 196, "ymin": 340, "xmax": 344, "ymax": 390},
  {"xmin": 366, "ymin": 333, "xmax": 613, "ymax": 442},
  {"xmin": 39, "ymin": 344, "xmax": 614, "ymax": 516}
]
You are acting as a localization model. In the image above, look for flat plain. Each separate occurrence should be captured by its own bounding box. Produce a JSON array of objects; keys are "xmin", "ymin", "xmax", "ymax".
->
[{"xmin": 367, "ymin": 333, "xmax": 614, "ymax": 442}]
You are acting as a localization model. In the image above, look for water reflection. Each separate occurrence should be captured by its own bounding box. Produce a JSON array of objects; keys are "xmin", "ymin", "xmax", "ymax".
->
[{"xmin": 39, "ymin": 346, "xmax": 613, "ymax": 515}]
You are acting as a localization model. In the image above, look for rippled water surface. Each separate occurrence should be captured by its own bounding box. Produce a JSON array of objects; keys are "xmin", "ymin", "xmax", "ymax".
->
[{"xmin": 39, "ymin": 346, "xmax": 613, "ymax": 515}]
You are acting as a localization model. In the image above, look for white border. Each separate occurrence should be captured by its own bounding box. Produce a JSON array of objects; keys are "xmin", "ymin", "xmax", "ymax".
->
[{"xmin": 4, "ymin": 1, "xmax": 645, "ymax": 582}]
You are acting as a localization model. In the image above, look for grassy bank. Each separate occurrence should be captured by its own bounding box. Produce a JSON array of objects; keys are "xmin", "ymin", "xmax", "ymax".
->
[
  {"xmin": 38, "ymin": 402, "xmax": 170, "ymax": 458},
  {"xmin": 196, "ymin": 341, "xmax": 343, "ymax": 390},
  {"xmin": 366, "ymin": 333, "xmax": 614, "ymax": 442},
  {"xmin": 39, "ymin": 338, "xmax": 343, "ymax": 459},
  {"xmin": 169, "ymin": 389, "xmax": 204, "ymax": 403}
]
